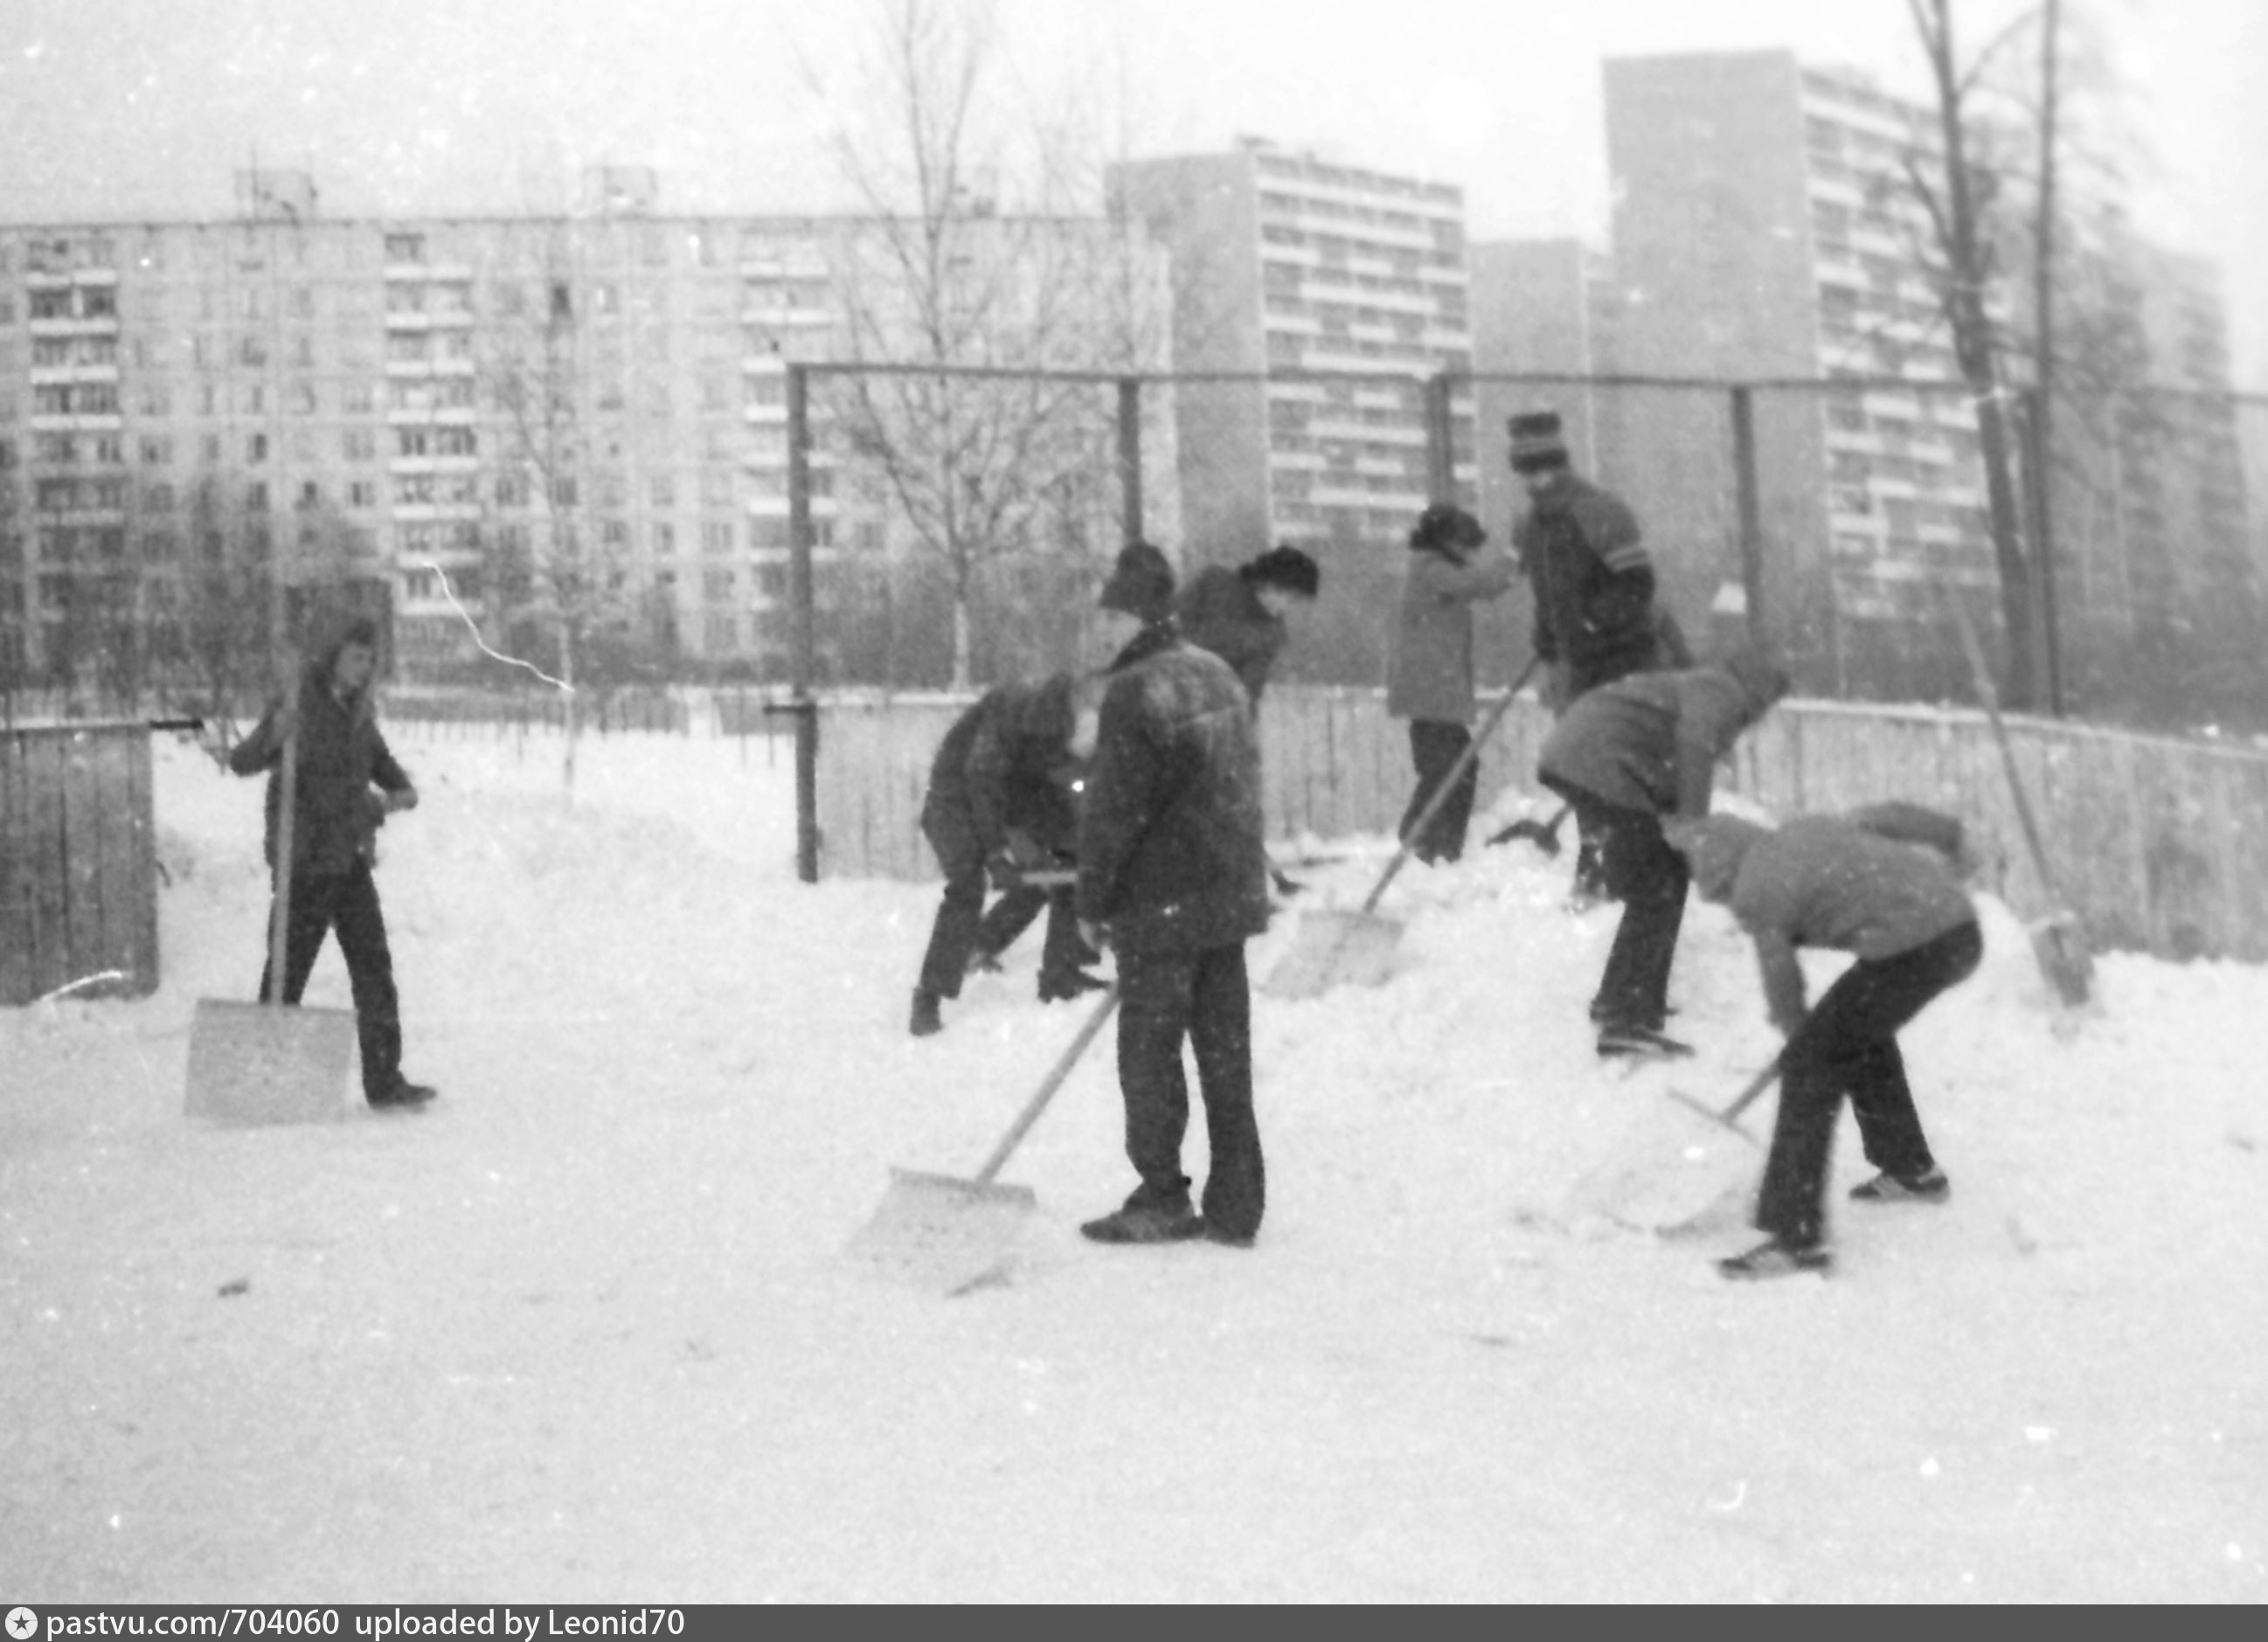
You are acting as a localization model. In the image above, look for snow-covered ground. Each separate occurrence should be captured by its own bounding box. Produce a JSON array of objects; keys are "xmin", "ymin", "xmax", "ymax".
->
[{"xmin": 3, "ymin": 721, "xmax": 2264, "ymax": 1602}]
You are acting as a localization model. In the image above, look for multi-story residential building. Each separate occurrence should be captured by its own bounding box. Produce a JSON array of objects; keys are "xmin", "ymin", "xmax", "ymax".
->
[
  {"xmin": 1110, "ymin": 137, "xmax": 1478, "ymax": 683},
  {"xmin": 1587, "ymin": 47, "xmax": 2258, "ymax": 715},
  {"xmin": 2039, "ymin": 218, "xmax": 2260, "ymax": 720},
  {"xmin": 0, "ymin": 165, "xmax": 1170, "ymax": 694},
  {"xmin": 1592, "ymin": 49, "xmax": 2000, "ymax": 698}
]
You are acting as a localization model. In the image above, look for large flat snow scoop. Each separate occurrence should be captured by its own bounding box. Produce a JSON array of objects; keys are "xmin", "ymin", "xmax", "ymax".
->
[
  {"xmin": 1562, "ymin": 1061, "xmax": 1779, "ymax": 1236},
  {"xmin": 848, "ymin": 986, "xmax": 1120, "ymax": 1295},
  {"xmin": 1943, "ymin": 586, "xmax": 2093, "ymax": 1010},
  {"xmin": 184, "ymin": 648, "xmax": 357, "ymax": 1126},
  {"xmin": 1265, "ymin": 657, "xmax": 1539, "ymax": 1001}
]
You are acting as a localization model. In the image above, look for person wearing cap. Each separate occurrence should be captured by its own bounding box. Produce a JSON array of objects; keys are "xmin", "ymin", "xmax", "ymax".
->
[
  {"xmin": 1386, "ymin": 502, "xmax": 1515, "ymax": 866},
  {"xmin": 1173, "ymin": 544, "xmax": 1322, "ymax": 710},
  {"xmin": 1535, "ymin": 648, "xmax": 1792, "ymax": 1060},
  {"xmin": 907, "ymin": 670, "xmax": 1108, "ymax": 1038},
  {"xmin": 1074, "ymin": 541, "xmax": 1273, "ymax": 1248},
  {"xmin": 1508, "ymin": 409, "xmax": 1679, "ymax": 903},
  {"xmin": 1669, "ymin": 805, "xmax": 1984, "ymax": 1279},
  {"xmin": 227, "ymin": 613, "xmax": 435, "ymax": 1111}
]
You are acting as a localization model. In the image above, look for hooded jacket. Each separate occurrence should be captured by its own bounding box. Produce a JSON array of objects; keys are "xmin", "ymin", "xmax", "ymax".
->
[
  {"xmin": 1536, "ymin": 654, "xmax": 1787, "ymax": 821},
  {"xmin": 1683, "ymin": 808, "xmax": 1979, "ymax": 1033},
  {"xmin": 229, "ymin": 644, "xmax": 413, "ymax": 876},
  {"xmin": 1075, "ymin": 623, "xmax": 1270, "ymax": 956}
]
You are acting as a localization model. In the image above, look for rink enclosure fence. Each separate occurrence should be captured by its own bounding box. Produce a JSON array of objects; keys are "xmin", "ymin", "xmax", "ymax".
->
[{"xmin": 0, "ymin": 720, "xmax": 161, "ymax": 1006}]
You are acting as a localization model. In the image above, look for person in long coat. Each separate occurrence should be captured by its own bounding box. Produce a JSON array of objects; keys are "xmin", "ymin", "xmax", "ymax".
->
[
  {"xmin": 1074, "ymin": 541, "xmax": 1273, "ymax": 1249},
  {"xmin": 1384, "ymin": 503, "xmax": 1515, "ymax": 865},
  {"xmin": 227, "ymin": 614, "xmax": 433, "ymax": 1111}
]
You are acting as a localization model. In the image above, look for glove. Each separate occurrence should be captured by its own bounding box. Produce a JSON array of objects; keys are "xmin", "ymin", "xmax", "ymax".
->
[
  {"xmin": 1078, "ymin": 918, "xmax": 1109, "ymax": 955},
  {"xmin": 1002, "ymin": 828, "xmax": 1048, "ymax": 869},
  {"xmin": 383, "ymin": 786, "xmax": 420, "ymax": 814},
  {"xmin": 987, "ymin": 850, "xmax": 1024, "ymax": 894}
]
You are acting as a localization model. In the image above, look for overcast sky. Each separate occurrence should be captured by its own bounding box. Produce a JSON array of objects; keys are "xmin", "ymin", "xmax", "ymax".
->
[{"xmin": 3, "ymin": 0, "xmax": 2263, "ymax": 385}]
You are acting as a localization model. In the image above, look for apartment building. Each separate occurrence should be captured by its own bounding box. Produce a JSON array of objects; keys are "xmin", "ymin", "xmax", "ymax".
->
[
  {"xmin": 1110, "ymin": 138, "xmax": 1477, "ymax": 682},
  {"xmin": 1591, "ymin": 49, "xmax": 2002, "ymax": 696},
  {"xmin": 0, "ymin": 166, "xmax": 1170, "ymax": 690}
]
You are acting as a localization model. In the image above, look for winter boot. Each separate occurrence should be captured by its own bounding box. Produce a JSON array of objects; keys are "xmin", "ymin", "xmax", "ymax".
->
[
  {"xmin": 1037, "ymin": 966, "xmax": 1109, "ymax": 1003},
  {"xmin": 1717, "ymin": 1237, "xmax": 1833, "ymax": 1280},
  {"xmin": 368, "ymin": 1077, "xmax": 437, "ymax": 1112},
  {"xmin": 1848, "ymin": 1167, "xmax": 1950, "ymax": 1203},
  {"xmin": 1079, "ymin": 1195, "xmax": 1203, "ymax": 1245},
  {"xmin": 908, "ymin": 987, "xmax": 944, "ymax": 1037},
  {"xmin": 1596, "ymin": 1022, "xmax": 1695, "ymax": 1060}
]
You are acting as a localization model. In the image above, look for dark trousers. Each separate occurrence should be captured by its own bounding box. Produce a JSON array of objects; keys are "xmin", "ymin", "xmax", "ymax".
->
[
  {"xmin": 1756, "ymin": 920, "xmax": 1984, "ymax": 1246},
  {"xmin": 1400, "ymin": 720, "xmax": 1478, "ymax": 863},
  {"xmin": 1551, "ymin": 783, "xmax": 1688, "ymax": 1030},
  {"xmin": 256, "ymin": 859, "xmax": 404, "ymax": 1098},
  {"xmin": 1114, "ymin": 941, "xmax": 1265, "ymax": 1240},
  {"xmin": 917, "ymin": 819, "xmax": 1085, "ymax": 999}
]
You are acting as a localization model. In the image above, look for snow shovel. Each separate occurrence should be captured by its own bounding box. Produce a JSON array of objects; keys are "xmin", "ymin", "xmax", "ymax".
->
[
  {"xmin": 1942, "ymin": 588, "xmax": 2093, "ymax": 1009},
  {"xmin": 184, "ymin": 659, "xmax": 358, "ymax": 1126},
  {"xmin": 1487, "ymin": 801, "xmax": 1570, "ymax": 855},
  {"xmin": 847, "ymin": 985, "xmax": 1120, "ymax": 1295},
  {"xmin": 1265, "ymin": 656, "xmax": 1541, "ymax": 1001},
  {"xmin": 1562, "ymin": 1060, "xmax": 1779, "ymax": 1236}
]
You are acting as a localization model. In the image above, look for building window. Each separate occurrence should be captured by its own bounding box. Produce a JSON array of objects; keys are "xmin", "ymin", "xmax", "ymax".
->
[
  {"xmin": 701, "ymin": 520, "xmax": 734, "ymax": 554},
  {"xmin": 385, "ymin": 232, "xmax": 426, "ymax": 264},
  {"xmin": 653, "ymin": 521, "xmax": 676, "ymax": 554}
]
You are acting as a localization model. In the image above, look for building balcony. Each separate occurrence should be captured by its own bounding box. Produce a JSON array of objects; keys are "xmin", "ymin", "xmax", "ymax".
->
[
  {"xmin": 25, "ymin": 316, "xmax": 121, "ymax": 338},
  {"xmin": 27, "ymin": 413, "xmax": 125, "ymax": 433}
]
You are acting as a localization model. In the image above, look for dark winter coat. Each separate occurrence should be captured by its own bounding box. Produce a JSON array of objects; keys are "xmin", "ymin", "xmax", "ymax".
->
[
  {"xmin": 230, "ymin": 660, "xmax": 414, "ymax": 876},
  {"xmin": 1536, "ymin": 658, "xmax": 1786, "ymax": 822},
  {"xmin": 1175, "ymin": 564, "xmax": 1287, "ymax": 708},
  {"xmin": 1076, "ymin": 624, "xmax": 1270, "ymax": 957},
  {"xmin": 920, "ymin": 675, "xmax": 1085, "ymax": 862},
  {"xmin": 1515, "ymin": 471, "xmax": 1658, "ymax": 685},
  {"xmin": 1683, "ymin": 809, "xmax": 1979, "ymax": 1033},
  {"xmin": 1385, "ymin": 544, "xmax": 1515, "ymax": 725}
]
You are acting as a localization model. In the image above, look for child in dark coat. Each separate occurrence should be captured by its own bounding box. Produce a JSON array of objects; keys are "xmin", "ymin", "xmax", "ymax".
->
[{"xmin": 1671, "ymin": 806, "xmax": 1985, "ymax": 1279}]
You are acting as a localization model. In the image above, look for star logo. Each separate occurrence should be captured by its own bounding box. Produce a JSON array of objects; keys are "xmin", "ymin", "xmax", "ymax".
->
[{"xmin": 6, "ymin": 1609, "xmax": 39, "ymax": 1641}]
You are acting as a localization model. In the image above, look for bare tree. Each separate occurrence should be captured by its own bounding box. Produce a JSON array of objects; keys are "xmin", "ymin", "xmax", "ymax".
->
[
  {"xmin": 805, "ymin": 0, "xmax": 1173, "ymax": 689},
  {"xmin": 1902, "ymin": 0, "xmax": 2046, "ymax": 709},
  {"xmin": 480, "ymin": 240, "xmax": 640, "ymax": 800}
]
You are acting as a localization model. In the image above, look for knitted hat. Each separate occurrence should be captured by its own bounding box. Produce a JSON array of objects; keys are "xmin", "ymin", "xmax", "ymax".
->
[
  {"xmin": 1243, "ymin": 544, "xmax": 1321, "ymax": 599},
  {"xmin": 1508, "ymin": 410, "xmax": 1570, "ymax": 475},
  {"xmin": 1099, "ymin": 540, "xmax": 1176, "ymax": 623},
  {"xmin": 1410, "ymin": 502, "xmax": 1486, "ymax": 554}
]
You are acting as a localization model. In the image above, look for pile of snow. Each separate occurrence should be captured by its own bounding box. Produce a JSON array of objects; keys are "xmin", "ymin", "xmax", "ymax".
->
[{"xmin": 3, "ymin": 724, "xmax": 2262, "ymax": 1601}]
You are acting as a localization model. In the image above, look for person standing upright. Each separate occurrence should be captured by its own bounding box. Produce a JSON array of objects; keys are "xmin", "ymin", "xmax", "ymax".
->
[
  {"xmin": 1385, "ymin": 502, "xmax": 1515, "ymax": 866},
  {"xmin": 1075, "ymin": 541, "xmax": 1273, "ymax": 1249},
  {"xmin": 1509, "ymin": 410, "xmax": 1675, "ymax": 900},
  {"xmin": 1174, "ymin": 544, "xmax": 1321, "ymax": 710},
  {"xmin": 1176, "ymin": 542, "xmax": 1321, "ymax": 895},
  {"xmin": 227, "ymin": 614, "xmax": 434, "ymax": 1112}
]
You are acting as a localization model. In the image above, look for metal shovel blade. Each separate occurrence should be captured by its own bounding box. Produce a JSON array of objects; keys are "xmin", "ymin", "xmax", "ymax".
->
[
  {"xmin": 1562, "ymin": 1097, "xmax": 1762, "ymax": 1237},
  {"xmin": 845, "ymin": 1167, "xmax": 1042, "ymax": 1295},
  {"xmin": 1261, "ymin": 907, "xmax": 1403, "ymax": 1000},
  {"xmin": 184, "ymin": 998, "xmax": 358, "ymax": 1126}
]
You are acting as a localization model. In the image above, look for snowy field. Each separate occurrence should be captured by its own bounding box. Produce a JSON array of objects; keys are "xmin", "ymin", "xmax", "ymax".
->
[{"xmin": 3, "ymin": 720, "xmax": 2265, "ymax": 1603}]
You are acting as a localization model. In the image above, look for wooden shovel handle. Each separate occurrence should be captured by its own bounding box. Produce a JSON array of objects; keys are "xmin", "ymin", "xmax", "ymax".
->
[
  {"xmin": 971, "ymin": 986, "xmax": 1121, "ymax": 1185},
  {"xmin": 1364, "ymin": 654, "xmax": 1543, "ymax": 915}
]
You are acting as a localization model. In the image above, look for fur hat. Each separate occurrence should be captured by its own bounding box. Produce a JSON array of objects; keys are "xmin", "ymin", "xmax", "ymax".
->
[
  {"xmin": 1243, "ymin": 544, "xmax": 1321, "ymax": 599},
  {"xmin": 1410, "ymin": 502, "xmax": 1486, "ymax": 555},
  {"xmin": 1099, "ymin": 540, "xmax": 1176, "ymax": 623},
  {"xmin": 1508, "ymin": 410, "xmax": 1570, "ymax": 475}
]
